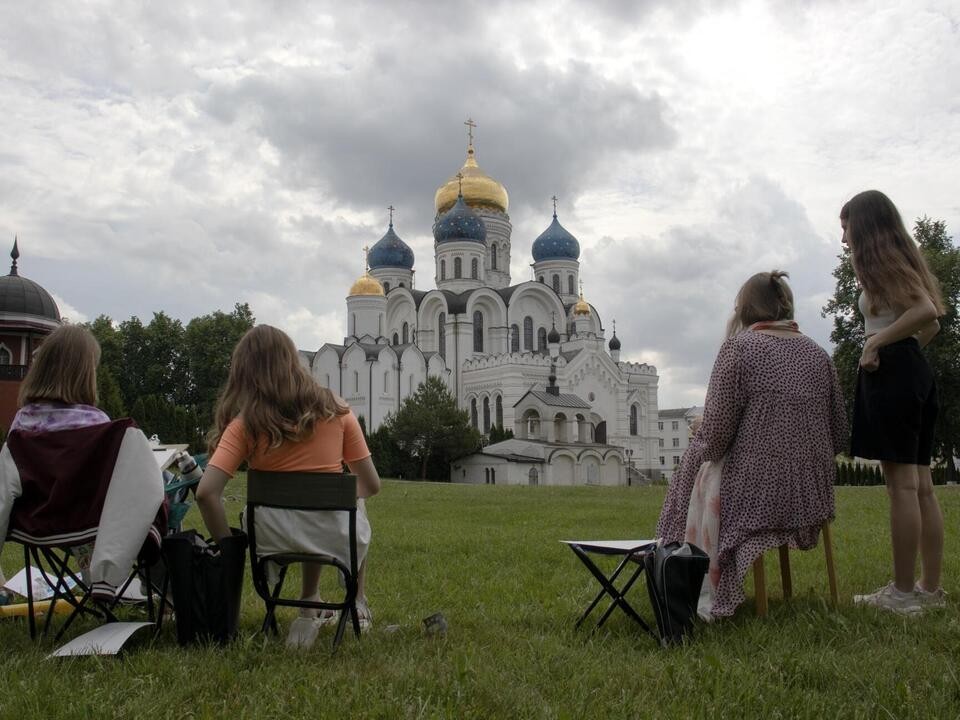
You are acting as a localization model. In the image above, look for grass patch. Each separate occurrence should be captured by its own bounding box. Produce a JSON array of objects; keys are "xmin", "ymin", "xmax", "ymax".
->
[{"xmin": 1, "ymin": 482, "xmax": 958, "ymax": 719}]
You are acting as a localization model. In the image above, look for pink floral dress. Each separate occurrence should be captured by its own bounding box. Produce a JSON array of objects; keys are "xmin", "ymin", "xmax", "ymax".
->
[{"xmin": 657, "ymin": 331, "xmax": 847, "ymax": 618}]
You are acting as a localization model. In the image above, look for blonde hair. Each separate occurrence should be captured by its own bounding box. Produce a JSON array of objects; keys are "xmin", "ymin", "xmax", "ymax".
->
[
  {"xmin": 727, "ymin": 270, "xmax": 794, "ymax": 337},
  {"xmin": 840, "ymin": 190, "xmax": 945, "ymax": 315},
  {"xmin": 208, "ymin": 325, "xmax": 348, "ymax": 454},
  {"xmin": 19, "ymin": 324, "xmax": 101, "ymax": 407}
]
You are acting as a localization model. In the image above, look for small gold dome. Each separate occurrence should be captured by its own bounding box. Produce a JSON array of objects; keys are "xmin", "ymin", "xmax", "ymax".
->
[
  {"xmin": 573, "ymin": 290, "xmax": 591, "ymax": 316},
  {"xmin": 348, "ymin": 273, "xmax": 385, "ymax": 297},
  {"xmin": 434, "ymin": 144, "xmax": 509, "ymax": 215}
]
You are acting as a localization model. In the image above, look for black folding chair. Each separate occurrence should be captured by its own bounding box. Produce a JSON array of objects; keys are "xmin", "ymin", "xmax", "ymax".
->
[{"xmin": 246, "ymin": 471, "xmax": 361, "ymax": 651}]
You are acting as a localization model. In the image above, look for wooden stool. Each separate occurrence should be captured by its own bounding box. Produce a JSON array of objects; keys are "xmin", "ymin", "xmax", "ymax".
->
[{"xmin": 752, "ymin": 521, "xmax": 838, "ymax": 617}]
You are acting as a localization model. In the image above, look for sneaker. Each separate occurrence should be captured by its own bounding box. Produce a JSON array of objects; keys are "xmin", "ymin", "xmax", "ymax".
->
[
  {"xmin": 914, "ymin": 583, "xmax": 948, "ymax": 610},
  {"xmin": 286, "ymin": 616, "xmax": 321, "ymax": 649},
  {"xmin": 853, "ymin": 582, "xmax": 923, "ymax": 615}
]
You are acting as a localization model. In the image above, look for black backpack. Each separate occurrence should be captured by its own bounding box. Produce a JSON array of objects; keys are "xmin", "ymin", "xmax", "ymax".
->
[{"xmin": 643, "ymin": 541, "xmax": 709, "ymax": 646}]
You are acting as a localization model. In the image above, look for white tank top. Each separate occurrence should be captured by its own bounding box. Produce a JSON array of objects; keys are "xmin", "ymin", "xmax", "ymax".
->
[{"xmin": 858, "ymin": 291, "xmax": 898, "ymax": 336}]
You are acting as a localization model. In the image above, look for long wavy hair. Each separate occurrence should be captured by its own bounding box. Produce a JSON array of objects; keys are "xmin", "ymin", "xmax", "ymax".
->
[
  {"xmin": 726, "ymin": 270, "xmax": 794, "ymax": 337},
  {"xmin": 840, "ymin": 190, "xmax": 945, "ymax": 315},
  {"xmin": 208, "ymin": 325, "xmax": 347, "ymax": 454},
  {"xmin": 19, "ymin": 324, "xmax": 101, "ymax": 407}
]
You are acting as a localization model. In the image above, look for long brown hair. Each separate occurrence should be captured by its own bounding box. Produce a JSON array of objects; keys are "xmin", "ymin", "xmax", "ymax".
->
[
  {"xmin": 726, "ymin": 270, "xmax": 794, "ymax": 337},
  {"xmin": 19, "ymin": 324, "xmax": 101, "ymax": 407},
  {"xmin": 840, "ymin": 190, "xmax": 945, "ymax": 315},
  {"xmin": 208, "ymin": 324, "xmax": 347, "ymax": 454}
]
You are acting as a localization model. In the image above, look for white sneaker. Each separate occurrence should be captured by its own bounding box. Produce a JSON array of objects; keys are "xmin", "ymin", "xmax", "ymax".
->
[
  {"xmin": 286, "ymin": 616, "xmax": 321, "ymax": 649},
  {"xmin": 853, "ymin": 582, "xmax": 923, "ymax": 615},
  {"xmin": 914, "ymin": 583, "xmax": 948, "ymax": 610}
]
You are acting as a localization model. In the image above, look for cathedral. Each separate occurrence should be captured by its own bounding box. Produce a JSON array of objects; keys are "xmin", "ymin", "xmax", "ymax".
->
[{"xmin": 299, "ymin": 124, "xmax": 661, "ymax": 484}]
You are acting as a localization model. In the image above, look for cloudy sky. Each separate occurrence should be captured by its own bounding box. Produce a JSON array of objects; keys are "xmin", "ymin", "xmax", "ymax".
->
[{"xmin": 1, "ymin": 0, "xmax": 958, "ymax": 407}]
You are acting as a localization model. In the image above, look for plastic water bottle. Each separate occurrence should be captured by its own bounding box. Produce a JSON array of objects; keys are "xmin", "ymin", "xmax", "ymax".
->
[{"xmin": 176, "ymin": 451, "xmax": 204, "ymax": 483}]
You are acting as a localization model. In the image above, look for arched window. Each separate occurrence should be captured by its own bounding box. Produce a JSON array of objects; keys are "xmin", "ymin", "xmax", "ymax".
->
[
  {"xmin": 350, "ymin": 313, "xmax": 356, "ymax": 336},
  {"xmin": 523, "ymin": 316, "xmax": 533, "ymax": 350},
  {"xmin": 552, "ymin": 274, "xmax": 560, "ymax": 294},
  {"xmin": 538, "ymin": 276, "xmax": 544, "ymax": 283},
  {"xmin": 473, "ymin": 311, "xmax": 484, "ymax": 352},
  {"xmin": 384, "ymin": 371, "xmax": 390, "ymax": 393},
  {"xmin": 402, "ymin": 322, "xmax": 409, "ymax": 345},
  {"xmin": 383, "ymin": 282, "xmax": 390, "ymax": 293},
  {"xmin": 409, "ymin": 374, "xmax": 414, "ymax": 393},
  {"xmin": 630, "ymin": 405, "xmax": 638, "ymax": 435},
  {"xmin": 325, "ymin": 373, "xmax": 331, "ymax": 388},
  {"xmin": 491, "ymin": 244, "xmax": 498, "ymax": 270},
  {"xmin": 490, "ymin": 468, "xmax": 496, "ymax": 485},
  {"xmin": 495, "ymin": 395, "xmax": 503, "ymax": 428},
  {"xmin": 568, "ymin": 274, "xmax": 575, "ymax": 296},
  {"xmin": 353, "ymin": 370, "xmax": 359, "ymax": 392},
  {"xmin": 399, "ymin": 281, "xmax": 405, "ymax": 288},
  {"xmin": 483, "ymin": 397, "xmax": 491, "ymax": 433},
  {"xmin": 438, "ymin": 312, "xmax": 446, "ymax": 360},
  {"xmin": 470, "ymin": 398, "xmax": 478, "ymax": 429},
  {"xmin": 454, "ymin": 257, "xmax": 462, "ymax": 278},
  {"xmin": 471, "ymin": 258, "xmax": 479, "ymax": 279},
  {"xmin": 392, "ymin": 332, "xmax": 399, "ymax": 346},
  {"xmin": 510, "ymin": 324, "xmax": 520, "ymax": 352},
  {"xmin": 537, "ymin": 327, "xmax": 547, "ymax": 352},
  {"xmin": 440, "ymin": 259, "xmax": 446, "ymax": 280}
]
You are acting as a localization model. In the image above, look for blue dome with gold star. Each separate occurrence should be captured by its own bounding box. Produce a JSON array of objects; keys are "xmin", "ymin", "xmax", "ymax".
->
[
  {"xmin": 368, "ymin": 223, "xmax": 414, "ymax": 270},
  {"xmin": 433, "ymin": 195, "xmax": 486, "ymax": 244},
  {"xmin": 532, "ymin": 213, "xmax": 580, "ymax": 262}
]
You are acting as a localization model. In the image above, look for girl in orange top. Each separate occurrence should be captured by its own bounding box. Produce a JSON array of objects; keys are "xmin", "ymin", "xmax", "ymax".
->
[{"xmin": 197, "ymin": 325, "xmax": 381, "ymax": 647}]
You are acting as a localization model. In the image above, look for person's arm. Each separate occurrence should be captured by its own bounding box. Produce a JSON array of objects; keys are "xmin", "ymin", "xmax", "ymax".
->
[
  {"xmin": 860, "ymin": 295, "xmax": 939, "ymax": 370},
  {"xmin": 195, "ymin": 465, "xmax": 232, "ymax": 542},
  {"xmin": 914, "ymin": 319, "xmax": 940, "ymax": 349},
  {"xmin": 346, "ymin": 455, "xmax": 381, "ymax": 498}
]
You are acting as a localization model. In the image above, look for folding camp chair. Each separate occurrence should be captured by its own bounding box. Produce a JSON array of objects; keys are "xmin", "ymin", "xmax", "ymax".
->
[{"xmin": 246, "ymin": 470, "xmax": 362, "ymax": 651}]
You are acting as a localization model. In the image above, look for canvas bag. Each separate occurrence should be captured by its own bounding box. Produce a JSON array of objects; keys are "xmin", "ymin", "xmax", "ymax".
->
[
  {"xmin": 161, "ymin": 529, "xmax": 248, "ymax": 646},
  {"xmin": 643, "ymin": 541, "xmax": 710, "ymax": 646}
]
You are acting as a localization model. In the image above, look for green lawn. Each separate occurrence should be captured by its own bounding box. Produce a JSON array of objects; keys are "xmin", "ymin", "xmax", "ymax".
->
[{"xmin": 1, "ymin": 482, "xmax": 958, "ymax": 719}]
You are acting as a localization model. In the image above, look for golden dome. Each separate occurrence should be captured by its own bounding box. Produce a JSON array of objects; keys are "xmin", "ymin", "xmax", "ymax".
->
[
  {"xmin": 348, "ymin": 273, "xmax": 385, "ymax": 297},
  {"xmin": 434, "ymin": 144, "xmax": 509, "ymax": 215},
  {"xmin": 573, "ymin": 288, "xmax": 591, "ymax": 316}
]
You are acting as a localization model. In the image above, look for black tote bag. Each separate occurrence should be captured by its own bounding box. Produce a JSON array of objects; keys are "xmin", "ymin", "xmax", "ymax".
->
[{"xmin": 161, "ymin": 529, "xmax": 248, "ymax": 646}]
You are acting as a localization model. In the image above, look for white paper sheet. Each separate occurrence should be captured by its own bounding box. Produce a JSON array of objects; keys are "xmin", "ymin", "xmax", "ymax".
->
[
  {"xmin": 3, "ymin": 566, "xmax": 78, "ymax": 600},
  {"xmin": 47, "ymin": 622, "xmax": 154, "ymax": 657},
  {"xmin": 152, "ymin": 447, "xmax": 180, "ymax": 469}
]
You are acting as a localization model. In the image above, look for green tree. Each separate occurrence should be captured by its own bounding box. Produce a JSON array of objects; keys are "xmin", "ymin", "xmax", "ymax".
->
[
  {"xmin": 488, "ymin": 424, "xmax": 515, "ymax": 444},
  {"xmin": 96, "ymin": 365, "xmax": 126, "ymax": 418},
  {"xmin": 384, "ymin": 376, "xmax": 481, "ymax": 480},
  {"xmin": 823, "ymin": 217, "xmax": 960, "ymax": 480}
]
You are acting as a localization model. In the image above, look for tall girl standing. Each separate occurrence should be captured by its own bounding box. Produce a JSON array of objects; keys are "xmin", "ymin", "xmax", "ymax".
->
[{"xmin": 842, "ymin": 190, "xmax": 947, "ymax": 613}]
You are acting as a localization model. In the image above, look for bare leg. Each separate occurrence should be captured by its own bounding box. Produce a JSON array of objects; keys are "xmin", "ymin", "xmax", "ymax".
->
[
  {"xmin": 882, "ymin": 461, "xmax": 921, "ymax": 593},
  {"xmin": 916, "ymin": 465, "xmax": 944, "ymax": 591},
  {"xmin": 299, "ymin": 561, "xmax": 322, "ymax": 617},
  {"xmin": 357, "ymin": 558, "xmax": 368, "ymax": 603}
]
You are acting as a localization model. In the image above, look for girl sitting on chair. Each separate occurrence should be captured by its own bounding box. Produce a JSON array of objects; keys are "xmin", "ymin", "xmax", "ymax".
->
[
  {"xmin": 656, "ymin": 271, "xmax": 847, "ymax": 619},
  {"xmin": 197, "ymin": 325, "xmax": 381, "ymax": 649}
]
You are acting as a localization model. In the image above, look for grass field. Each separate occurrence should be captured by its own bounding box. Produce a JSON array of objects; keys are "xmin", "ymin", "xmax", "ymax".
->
[{"xmin": 1, "ymin": 481, "xmax": 958, "ymax": 719}]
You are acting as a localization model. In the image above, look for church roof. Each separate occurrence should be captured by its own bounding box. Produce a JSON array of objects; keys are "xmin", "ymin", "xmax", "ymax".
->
[
  {"xmin": 368, "ymin": 223, "xmax": 414, "ymax": 270},
  {"xmin": 433, "ymin": 195, "xmax": 487, "ymax": 244},
  {"xmin": 659, "ymin": 407, "xmax": 694, "ymax": 419},
  {"xmin": 0, "ymin": 240, "xmax": 61, "ymax": 324},
  {"xmin": 514, "ymin": 389, "xmax": 591, "ymax": 409},
  {"xmin": 532, "ymin": 212, "xmax": 580, "ymax": 262}
]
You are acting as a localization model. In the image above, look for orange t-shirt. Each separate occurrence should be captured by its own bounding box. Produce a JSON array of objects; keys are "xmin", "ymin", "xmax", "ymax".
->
[{"xmin": 208, "ymin": 411, "xmax": 370, "ymax": 476}]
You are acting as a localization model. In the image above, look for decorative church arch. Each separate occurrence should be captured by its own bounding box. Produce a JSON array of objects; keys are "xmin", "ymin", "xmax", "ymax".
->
[
  {"xmin": 553, "ymin": 412, "xmax": 568, "ymax": 442},
  {"xmin": 386, "ymin": 290, "xmax": 417, "ymax": 346},
  {"xmin": 519, "ymin": 408, "xmax": 541, "ymax": 440},
  {"xmin": 466, "ymin": 288, "xmax": 508, "ymax": 354},
  {"xmin": 507, "ymin": 282, "xmax": 566, "ymax": 347},
  {"xmin": 549, "ymin": 450, "xmax": 576, "ymax": 486}
]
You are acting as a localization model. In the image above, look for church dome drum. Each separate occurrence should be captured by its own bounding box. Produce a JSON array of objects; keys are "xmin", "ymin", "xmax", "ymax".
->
[
  {"xmin": 433, "ymin": 195, "xmax": 487, "ymax": 244},
  {"xmin": 368, "ymin": 224, "xmax": 414, "ymax": 270},
  {"xmin": 532, "ymin": 214, "xmax": 580, "ymax": 262}
]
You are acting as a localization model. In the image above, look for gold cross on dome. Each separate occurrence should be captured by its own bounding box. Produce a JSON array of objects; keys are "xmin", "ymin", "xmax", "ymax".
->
[{"xmin": 464, "ymin": 118, "xmax": 477, "ymax": 145}]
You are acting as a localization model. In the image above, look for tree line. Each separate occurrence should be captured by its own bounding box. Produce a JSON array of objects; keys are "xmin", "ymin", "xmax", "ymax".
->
[
  {"xmin": 823, "ymin": 216, "xmax": 959, "ymax": 483},
  {"xmin": 85, "ymin": 303, "xmax": 255, "ymax": 452}
]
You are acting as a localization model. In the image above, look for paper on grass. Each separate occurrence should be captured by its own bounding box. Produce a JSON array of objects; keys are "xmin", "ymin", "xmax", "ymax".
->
[
  {"xmin": 3, "ymin": 566, "xmax": 78, "ymax": 600},
  {"xmin": 47, "ymin": 622, "xmax": 154, "ymax": 657}
]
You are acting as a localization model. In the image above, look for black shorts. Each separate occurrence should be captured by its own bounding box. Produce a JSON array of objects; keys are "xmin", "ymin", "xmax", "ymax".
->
[{"xmin": 851, "ymin": 337, "xmax": 938, "ymax": 466}]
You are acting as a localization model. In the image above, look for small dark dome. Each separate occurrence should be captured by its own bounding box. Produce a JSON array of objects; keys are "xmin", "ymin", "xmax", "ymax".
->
[
  {"xmin": 0, "ymin": 243, "xmax": 60, "ymax": 322},
  {"xmin": 433, "ymin": 195, "xmax": 486, "ymax": 244},
  {"xmin": 532, "ymin": 213, "xmax": 580, "ymax": 262},
  {"xmin": 368, "ymin": 223, "xmax": 414, "ymax": 270},
  {"xmin": 608, "ymin": 332, "xmax": 621, "ymax": 351},
  {"xmin": 547, "ymin": 325, "xmax": 560, "ymax": 344}
]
